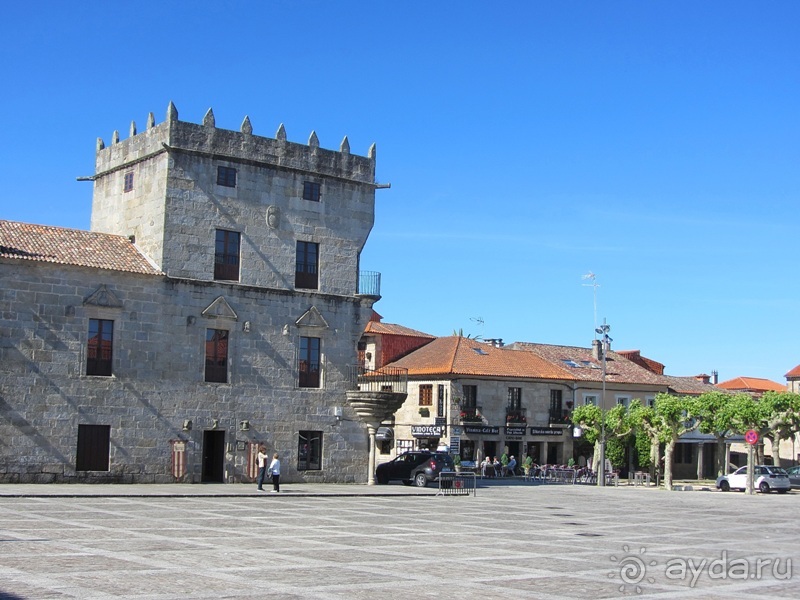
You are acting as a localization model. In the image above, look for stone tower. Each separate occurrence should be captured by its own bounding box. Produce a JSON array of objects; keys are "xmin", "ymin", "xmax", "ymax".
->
[{"xmin": 90, "ymin": 103, "xmax": 378, "ymax": 297}]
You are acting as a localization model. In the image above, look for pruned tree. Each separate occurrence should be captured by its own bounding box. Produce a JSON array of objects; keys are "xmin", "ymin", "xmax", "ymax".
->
[
  {"xmin": 653, "ymin": 393, "xmax": 702, "ymax": 491},
  {"xmin": 572, "ymin": 403, "xmax": 634, "ymax": 474},
  {"xmin": 695, "ymin": 391, "xmax": 737, "ymax": 477},
  {"xmin": 628, "ymin": 399, "xmax": 661, "ymax": 480},
  {"xmin": 756, "ymin": 391, "xmax": 800, "ymax": 467}
]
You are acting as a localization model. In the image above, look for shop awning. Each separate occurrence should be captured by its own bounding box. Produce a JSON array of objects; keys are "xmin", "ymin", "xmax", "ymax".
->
[{"xmin": 376, "ymin": 427, "xmax": 393, "ymax": 441}]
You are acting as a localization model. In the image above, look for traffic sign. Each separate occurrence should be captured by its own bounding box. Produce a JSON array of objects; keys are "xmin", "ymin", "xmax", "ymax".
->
[{"xmin": 745, "ymin": 430, "xmax": 759, "ymax": 445}]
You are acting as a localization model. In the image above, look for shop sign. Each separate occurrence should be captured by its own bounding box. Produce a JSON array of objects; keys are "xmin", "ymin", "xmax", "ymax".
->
[
  {"xmin": 504, "ymin": 426, "xmax": 526, "ymax": 436},
  {"xmin": 530, "ymin": 427, "xmax": 563, "ymax": 436},
  {"xmin": 411, "ymin": 425, "xmax": 445, "ymax": 438},
  {"xmin": 464, "ymin": 425, "xmax": 500, "ymax": 435}
]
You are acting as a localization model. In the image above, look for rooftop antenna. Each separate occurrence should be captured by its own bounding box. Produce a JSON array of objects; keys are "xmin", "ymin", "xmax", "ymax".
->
[
  {"xmin": 470, "ymin": 316, "xmax": 484, "ymax": 327},
  {"xmin": 582, "ymin": 272, "xmax": 599, "ymax": 338}
]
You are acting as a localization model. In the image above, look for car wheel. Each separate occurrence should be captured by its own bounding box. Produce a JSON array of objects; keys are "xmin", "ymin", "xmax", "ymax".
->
[
  {"xmin": 759, "ymin": 481, "xmax": 770, "ymax": 494},
  {"xmin": 719, "ymin": 480, "xmax": 730, "ymax": 492},
  {"xmin": 414, "ymin": 472, "xmax": 428, "ymax": 487}
]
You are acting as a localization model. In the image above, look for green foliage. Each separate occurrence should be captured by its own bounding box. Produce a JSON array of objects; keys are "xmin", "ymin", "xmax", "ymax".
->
[
  {"xmin": 605, "ymin": 437, "xmax": 626, "ymax": 468},
  {"xmin": 634, "ymin": 431, "xmax": 652, "ymax": 468},
  {"xmin": 653, "ymin": 392, "xmax": 702, "ymax": 438},
  {"xmin": 571, "ymin": 404, "xmax": 601, "ymax": 444},
  {"xmin": 696, "ymin": 391, "xmax": 735, "ymax": 435}
]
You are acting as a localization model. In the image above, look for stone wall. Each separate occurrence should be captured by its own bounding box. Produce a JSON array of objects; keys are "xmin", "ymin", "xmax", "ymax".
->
[{"xmin": 0, "ymin": 259, "xmax": 375, "ymax": 483}]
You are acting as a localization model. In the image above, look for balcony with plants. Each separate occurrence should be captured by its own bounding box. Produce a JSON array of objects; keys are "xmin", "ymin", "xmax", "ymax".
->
[
  {"xmin": 548, "ymin": 403, "xmax": 573, "ymax": 426},
  {"xmin": 506, "ymin": 407, "xmax": 527, "ymax": 425},
  {"xmin": 459, "ymin": 406, "xmax": 483, "ymax": 424}
]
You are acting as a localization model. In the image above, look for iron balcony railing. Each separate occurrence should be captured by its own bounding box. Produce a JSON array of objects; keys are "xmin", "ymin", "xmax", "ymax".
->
[
  {"xmin": 549, "ymin": 409, "xmax": 571, "ymax": 425},
  {"xmin": 506, "ymin": 407, "xmax": 527, "ymax": 424},
  {"xmin": 348, "ymin": 365, "xmax": 407, "ymax": 394},
  {"xmin": 358, "ymin": 271, "xmax": 381, "ymax": 297},
  {"xmin": 459, "ymin": 406, "xmax": 483, "ymax": 422}
]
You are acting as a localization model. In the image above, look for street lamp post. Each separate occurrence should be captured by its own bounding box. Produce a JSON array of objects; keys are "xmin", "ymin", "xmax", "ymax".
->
[{"xmin": 596, "ymin": 319, "xmax": 611, "ymax": 487}]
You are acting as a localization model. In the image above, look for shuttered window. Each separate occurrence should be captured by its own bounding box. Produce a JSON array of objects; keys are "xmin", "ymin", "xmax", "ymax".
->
[{"xmin": 76, "ymin": 424, "xmax": 111, "ymax": 471}]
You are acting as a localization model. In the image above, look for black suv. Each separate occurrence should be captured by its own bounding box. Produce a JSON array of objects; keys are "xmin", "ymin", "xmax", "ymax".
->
[{"xmin": 375, "ymin": 451, "xmax": 455, "ymax": 487}]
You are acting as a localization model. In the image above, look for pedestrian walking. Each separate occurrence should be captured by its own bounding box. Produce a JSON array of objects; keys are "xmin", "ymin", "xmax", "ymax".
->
[
  {"xmin": 269, "ymin": 452, "xmax": 281, "ymax": 492},
  {"xmin": 256, "ymin": 445, "xmax": 269, "ymax": 491}
]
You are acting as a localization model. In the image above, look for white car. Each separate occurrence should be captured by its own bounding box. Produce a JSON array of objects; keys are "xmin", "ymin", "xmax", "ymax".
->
[{"xmin": 716, "ymin": 465, "xmax": 790, "ymax": 494}]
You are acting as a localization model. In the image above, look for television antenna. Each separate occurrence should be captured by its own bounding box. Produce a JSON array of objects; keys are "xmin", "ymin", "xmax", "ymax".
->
[{"xmin": 582, "ymin": 272, "xmax": 600, "ymax": 336}]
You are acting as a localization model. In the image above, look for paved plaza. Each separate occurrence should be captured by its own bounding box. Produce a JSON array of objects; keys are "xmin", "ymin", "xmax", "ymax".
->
[{"xmin": 0, "ymin": 481, "xmax": 797, "ymax": 599}]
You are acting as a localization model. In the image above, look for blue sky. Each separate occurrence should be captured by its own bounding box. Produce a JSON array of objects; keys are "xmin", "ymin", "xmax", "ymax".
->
[{"xmin": 2, "ymin": 2, "xmax": 798, "ymax": 383}]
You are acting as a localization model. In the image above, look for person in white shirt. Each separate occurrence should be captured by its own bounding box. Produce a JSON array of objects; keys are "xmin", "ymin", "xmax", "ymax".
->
[
  {"xmin": 256, "ymin": 445, "xmax": 269, "ymax": 491},
  {"xmin": 269, "ymin": 453, "xmax": 281, "ymax": 492}
]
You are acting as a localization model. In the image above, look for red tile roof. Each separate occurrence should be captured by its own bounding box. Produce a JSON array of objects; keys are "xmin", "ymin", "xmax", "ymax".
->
[
  {"xmin": 717, "ymin": 376, "xmax": 786, "ymax": 393},
  {"xmin": 510, "ymin": 342, "xmax": 667, "ymax": 385},
  {"xmin": 388, "ymin": 336, "xmax": 573, "ymax": 379},
  {"xmin": 0, "ymin": 220, "xmax": 161, "ymax": 275},
  {"xmin": 616, "ymin": 350, "xmax": 665, "ymax": 375},
  {"xmin": 659, "ymin": 375, "xmax": 720, "ymax": 396},
  {"xmin": 785, "ymin": 364, "xmax": 800, "ymax": 378},
  {"xmin": 364, "ymin": 320, "xmax": 434, "ymax": 339}
]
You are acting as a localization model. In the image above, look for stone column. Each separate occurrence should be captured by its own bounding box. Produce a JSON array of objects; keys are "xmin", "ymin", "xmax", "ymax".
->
[
  {"xmin": 696, "ymin": 442, "xmax": 704, "ymax": 480},
  {"xmin": 725, "ymin": 442, "xmax": 731, "ymax": 474},
  {"xmin": 366, "ymin": 424, "xmax": 378, "ymax": 485},
  {"xmin": 346, "ymin": 390, "xmax": 407, "ymax": 485}
]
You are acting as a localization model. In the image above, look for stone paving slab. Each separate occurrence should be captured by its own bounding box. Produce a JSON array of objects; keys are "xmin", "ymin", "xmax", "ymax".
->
[{"xmin": 0, "ymin": 482, "xmax": 797, "ymax": 599}]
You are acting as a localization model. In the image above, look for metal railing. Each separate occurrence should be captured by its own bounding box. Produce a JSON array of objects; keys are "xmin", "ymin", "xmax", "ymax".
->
[
  {"xmin": 347, "ymin": 365, "xmax": 407, "ymax": 393},
  {"xmin": 358, "ymin": 271, "xmax": 381, "ymax": 297},
  {"xmin": 459, "ymin": 406, "xmax": 482, "ymax": 422},
  {"xmin": 506, "ymin": 407, "xmax": 527, "ymax": 424},
  {"xmin": 437, "ymin": 471, "xmax": 477, "ymax": 497}
]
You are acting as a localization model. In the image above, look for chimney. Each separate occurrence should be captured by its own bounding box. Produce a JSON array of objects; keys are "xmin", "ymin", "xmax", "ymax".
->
[
  {"xmin": 592, "ymin": 339, "xmax": 602, "ymax": 361},
  {"xmin": 712, "ymin": 370, "xmax": 718, "ymax": 385}
]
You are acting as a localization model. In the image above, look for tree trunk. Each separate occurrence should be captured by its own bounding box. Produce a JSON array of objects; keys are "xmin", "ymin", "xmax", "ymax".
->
[
  {"xmin": 664, "ymin": 439, "xmax": 676, "ymax": 491},
  {"xmin": 649, "ymin": 437, "xmax": 659, "ymax": 480},
  {"xmin": 770, "ymin": 434, "xmax": 783, "ymax": 467},
  {"xmin": 715, "ymin": 436, "xmax": 726, "ymax": 477},
  {"xmin": 591, "ymin": 440, "xmax": 602, "ymax": 474}
]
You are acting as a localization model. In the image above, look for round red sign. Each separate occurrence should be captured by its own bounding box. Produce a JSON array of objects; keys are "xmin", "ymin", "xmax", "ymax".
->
[{"xmin": 745, "ymin": 429, "xmax": 759, "ymax": 445}]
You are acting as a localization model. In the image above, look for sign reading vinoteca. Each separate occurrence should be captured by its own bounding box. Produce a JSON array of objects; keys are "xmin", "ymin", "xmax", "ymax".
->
[{"xmin": 411, "ymin": 425, "xmax": 445, "ymax": 437}]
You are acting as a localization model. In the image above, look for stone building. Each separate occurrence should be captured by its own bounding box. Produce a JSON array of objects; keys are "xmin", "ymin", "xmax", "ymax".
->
[
  {"xmin": 373, "ymin": 333, "xmax": 721, "ymax": 476},
  {"xmin": 0, "ymin": 104, "xmax": 385, "ymax": 484}
]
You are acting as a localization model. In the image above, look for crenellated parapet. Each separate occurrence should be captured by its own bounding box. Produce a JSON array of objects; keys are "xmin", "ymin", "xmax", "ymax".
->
[{"xmin": 94, "ymin": 102, "xmax": 376, "ymax": 185}]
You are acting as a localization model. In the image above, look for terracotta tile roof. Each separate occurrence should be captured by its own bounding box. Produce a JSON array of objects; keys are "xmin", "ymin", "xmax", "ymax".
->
[
  {"xmin": 388, "ymin": 336, "xmax": 574, "ymax": 380},
  {"xmin": 717, "ymin": 376, "xmax": 786, "ymax": 392},
  {"xmin": 508, "ymin": 342, "xmax": 667, "ymax": 385},
  {"xmin": 659, "ymin": 375, "xmax": 721, "ymax": 396},
  {"xmin": 364, "ymin": 320, "xmax": 435, "ymax": 339},
  {"xmin": 785, "ymin": 364, "xmax": 800, "ymax": 378},
  {"xmin": 0, "ymin": 220, "xmax": 161, "ymax": 275},
  {"xmin": 616, "ymin": 350, "xmax": 665, "ymax": 375}
]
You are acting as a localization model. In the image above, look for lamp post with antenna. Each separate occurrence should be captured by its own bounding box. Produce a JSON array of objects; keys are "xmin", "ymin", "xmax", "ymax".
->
[{"xmin": 596, "ymin": 318, "xmax": 611, "ymax": 487}]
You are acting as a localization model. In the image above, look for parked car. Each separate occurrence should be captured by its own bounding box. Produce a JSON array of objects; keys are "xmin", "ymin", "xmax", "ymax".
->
[
  {"xmin": 785, "ymin": 465, "xmax": 800, "ymax": 489},
  {"xmin": 716, "ymin": 465, "xmax": 790, "ymax": 493},
  {"xmin": 375, "ymin": 451, "xmax": 454, "ymax": 487}
]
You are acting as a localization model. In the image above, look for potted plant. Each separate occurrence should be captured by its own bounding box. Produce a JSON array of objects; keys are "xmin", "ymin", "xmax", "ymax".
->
[{"xmin": 452, "ymin": 454, "xmax": 462, "ymax": 473}]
